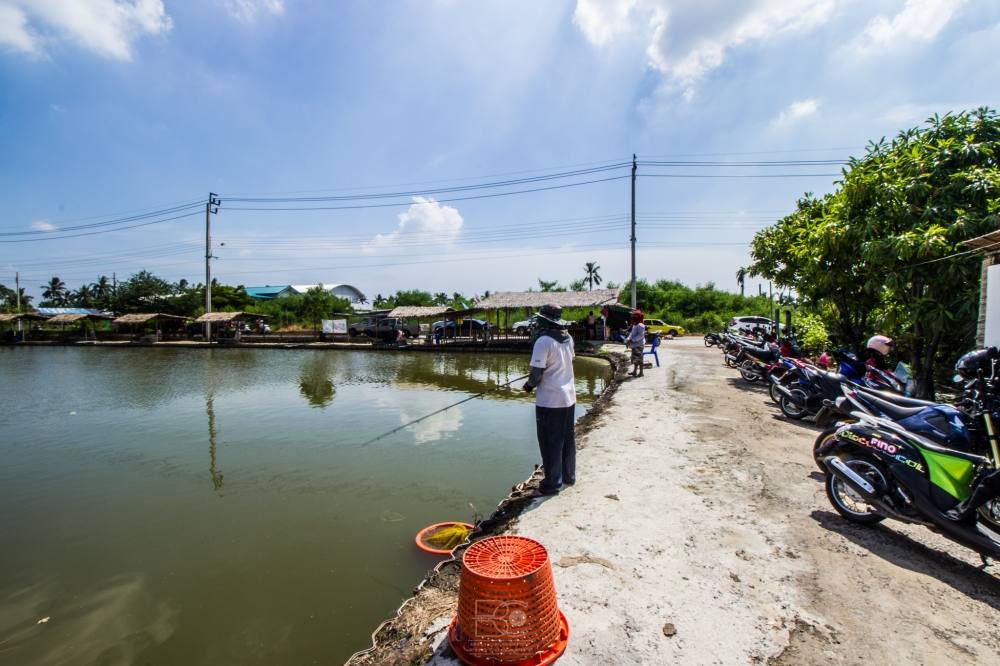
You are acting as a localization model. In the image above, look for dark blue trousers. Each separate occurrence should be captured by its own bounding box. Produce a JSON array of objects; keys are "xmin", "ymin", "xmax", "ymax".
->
[{"xmin": 535, "ymin": 405, "xmax": 576, "ymax": 494}]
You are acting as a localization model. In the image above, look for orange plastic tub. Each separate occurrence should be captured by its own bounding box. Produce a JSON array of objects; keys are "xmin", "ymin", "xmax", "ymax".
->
[
  {"xmin": 415, "ymin": 522, "xmax": 474, "ymax": 555},
  {"xmin": 448, "ymin": 535, "xmax": 569, "ymax": 665}
]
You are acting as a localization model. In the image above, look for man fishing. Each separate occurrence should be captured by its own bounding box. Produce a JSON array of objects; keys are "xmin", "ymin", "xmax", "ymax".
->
[{"xmin": 523, "ymin": 304, "xmax": 577, "ymax": 496}]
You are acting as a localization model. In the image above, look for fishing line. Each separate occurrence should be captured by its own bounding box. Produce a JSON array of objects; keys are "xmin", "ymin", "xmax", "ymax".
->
[{"xmin": 359, "ymin": 373, "xmax": 530, "ymax": 447}]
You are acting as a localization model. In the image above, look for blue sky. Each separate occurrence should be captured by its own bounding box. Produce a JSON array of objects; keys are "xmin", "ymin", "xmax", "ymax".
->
[{"xmin": 2, "ymin": 0, "xmax": 999, "ymax": 301}]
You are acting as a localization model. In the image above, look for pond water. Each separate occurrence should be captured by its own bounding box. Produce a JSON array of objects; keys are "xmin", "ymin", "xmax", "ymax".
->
[{"xmin": 0, "ymin": 347, "xmax": 608, "ymax": 665}]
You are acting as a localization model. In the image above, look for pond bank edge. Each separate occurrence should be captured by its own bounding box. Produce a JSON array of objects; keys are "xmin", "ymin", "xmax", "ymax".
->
[{"xmin": 343, "ymin": 351, "xmax": 628, "ymax": 666}]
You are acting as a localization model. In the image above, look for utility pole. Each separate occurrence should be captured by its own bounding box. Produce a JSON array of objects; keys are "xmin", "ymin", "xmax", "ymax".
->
[
  {"xmin": 205, "ymin": 193, "xmax": 220, "ymax": 341},
  {"xmin": 630, "ymin": 154, "xmax": 637, "ymax": 309},
  {"xmin": 15, "ymin": 271, "xmax": 21, "ymax": 336}
]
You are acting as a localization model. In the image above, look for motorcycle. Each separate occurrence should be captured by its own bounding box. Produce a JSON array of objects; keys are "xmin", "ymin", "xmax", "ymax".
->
[
  {"xmin": 820, "ymin": 348, "xmax": 1000, "ymax": 562},
  {"xmin": 704, "ymin": 331, "xmax": 724, "ymax": 347},
  {"xmin": 772, "ymin": 357, "xmax": 904, "ymax": 421},
  {"xmin": 812, "ymin": 386, "xmax": 971, "ymax": 470}
]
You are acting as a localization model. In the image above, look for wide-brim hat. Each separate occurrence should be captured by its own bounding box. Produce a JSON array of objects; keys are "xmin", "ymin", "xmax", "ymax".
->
[{"xmin": 534, "ymin": 303, "xmax": 571, "ymax": 329}]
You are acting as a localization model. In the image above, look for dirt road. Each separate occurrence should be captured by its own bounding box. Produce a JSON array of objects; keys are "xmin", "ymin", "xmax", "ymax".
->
[{"xmin": 360, "ymin": 339, "xmax": 1000, "ymax": 665}]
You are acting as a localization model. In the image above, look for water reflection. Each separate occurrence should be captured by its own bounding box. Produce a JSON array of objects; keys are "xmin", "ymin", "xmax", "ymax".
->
[
  {"xmin": 298, "ymin": 353, "xmax": 337, "ymax": 408},
  {"xmin": 205, "ymin": 395, "xmax": 224, "ymax": 492},
  {"xmin": 0, "ymin": 574, "xmax": 177, "ymax": 665}
]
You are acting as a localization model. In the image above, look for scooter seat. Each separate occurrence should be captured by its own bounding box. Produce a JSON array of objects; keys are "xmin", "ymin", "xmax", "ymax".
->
[
  {"xmin": 855, "ymin": 387, "xmax": 935, "ymax": 408},
  {"xmin": 745, "ymin": 346, "xmax": 778, "ymax": 363},
  {"xmin": 853, "ymin": 389, "xmax": 926, "ymax": 421}
]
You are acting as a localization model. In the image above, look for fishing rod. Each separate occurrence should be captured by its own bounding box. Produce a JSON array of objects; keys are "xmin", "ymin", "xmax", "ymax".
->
[{"xmin": 360, "ymin": 374, "xmax": 530, "ymax": 447}]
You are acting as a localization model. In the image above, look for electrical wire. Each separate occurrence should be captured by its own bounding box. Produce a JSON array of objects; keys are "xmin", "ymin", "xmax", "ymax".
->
[
  {"xmin": 0, "ymin": 202, "xmax": 203, "ymax": 236},
  {"xmin": 0, "ymin": 211, "xmax": 203, "ymax": 243}
]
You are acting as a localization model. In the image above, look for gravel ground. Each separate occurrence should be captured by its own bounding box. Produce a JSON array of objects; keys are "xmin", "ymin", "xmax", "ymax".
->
[{"xmin": 373, "ymin": 338, "xmax": 1000, "ymax": 665}]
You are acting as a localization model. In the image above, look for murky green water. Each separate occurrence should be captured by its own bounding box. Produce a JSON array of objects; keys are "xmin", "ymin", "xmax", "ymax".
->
[{"xmin": 0, "ymin": 347, "xmax": 607, "ymax": 665}]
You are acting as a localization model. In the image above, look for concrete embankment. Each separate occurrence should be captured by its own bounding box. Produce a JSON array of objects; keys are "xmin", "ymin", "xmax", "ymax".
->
[{"xmin": 350, "ymin": 339, "xmax": 1000, "ymax": 665}]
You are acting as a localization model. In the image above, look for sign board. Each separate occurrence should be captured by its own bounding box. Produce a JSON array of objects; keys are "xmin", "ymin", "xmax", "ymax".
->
[
  {"xmin": 322, "ymin": 319, "xmax": 348, "ymax": 335},
  {"xmin": 985, "ymin": 264, "xmax": 1000, "ymax": 347}
]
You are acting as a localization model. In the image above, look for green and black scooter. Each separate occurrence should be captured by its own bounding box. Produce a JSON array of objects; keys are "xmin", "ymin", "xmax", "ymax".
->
[{"xmin": 820, "ymin": 348, "xmax": 1000, "ymax": 564}]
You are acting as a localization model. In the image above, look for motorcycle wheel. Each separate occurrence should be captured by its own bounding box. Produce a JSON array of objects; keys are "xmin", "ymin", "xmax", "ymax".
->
[
  {"xmin": 769, "ymin": 381, "xmax": 782, "ymax": 403},
  {"xmin": 739, "ymin": 361, "xmax": 760, "ymax": 382},
  {"xmin": 724, "ymin": 353, "xmax": 737, "ymax": 368},
  {"xmin": 978, "ymin": 500, "xmax": 1000, "ymax": 535},
  {"xmin": 779, "ymin": 389, "xmax": 808, "ymax": 420},
  {"xmin": 825, "ymin": 456, "xmax": 887, "ymax": 525},
  {"xmin": 704, "ymin": 336, "xmax": 713, "ymax": 347},
  {"xmin": 812, "ymin": 427, "xmax": 840, "ymax": 471}
]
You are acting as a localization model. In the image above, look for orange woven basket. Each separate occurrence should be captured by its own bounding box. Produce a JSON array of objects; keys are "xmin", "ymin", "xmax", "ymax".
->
[{"xmin": 448, "ymin": 535, "xmax": 569, "ymax": 666}]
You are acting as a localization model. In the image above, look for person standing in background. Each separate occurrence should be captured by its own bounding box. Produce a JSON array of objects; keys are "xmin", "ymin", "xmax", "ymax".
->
[{"xmin": 625, "ymin": 309, "xmax": 646, "ymax": 377}]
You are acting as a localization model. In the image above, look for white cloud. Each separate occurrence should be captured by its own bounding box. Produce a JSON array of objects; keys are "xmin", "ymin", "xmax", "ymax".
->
[
  {"xmin": 30, "ymin": 219, "xmax": 56, "ymax": 231},
  {"xmin": 0, "ymin": 3, "xmax": 40, "ymax": 55},
  {"xmin": 0, "ymin": 0, "xmax": 172, "ymax": 60},
  {"xmin": 573, "ymin": 0, "xmax": 638, "ymax": 47},
  {"xmin": 371, "ymin": 197, "xmax": 464, "ymax": 249},
  {"xmin": 223, "ymin": 0, "xmax": 284, "ymax": 22},
  {"xmin": 573, "ymin": 1, "xmax": 839, "ymax": 98},
  {"xmin": 862, "ymin": 0, "xmax": 965, "ymax": 48},
  {"xmin": 771, "ymin": 98, "xmax": 820, "ymax": 127}
]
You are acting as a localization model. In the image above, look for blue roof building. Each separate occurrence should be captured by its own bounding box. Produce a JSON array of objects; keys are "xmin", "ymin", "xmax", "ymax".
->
[{"xmin": 245, "ymin": 285, "xmax": 297, "ymax": 300}]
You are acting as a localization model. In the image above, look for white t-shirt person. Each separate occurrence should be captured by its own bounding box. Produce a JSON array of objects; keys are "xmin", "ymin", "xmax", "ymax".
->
[{"xmin": 529, "ymin": 333, "xmax": 577, "ymax": 408}]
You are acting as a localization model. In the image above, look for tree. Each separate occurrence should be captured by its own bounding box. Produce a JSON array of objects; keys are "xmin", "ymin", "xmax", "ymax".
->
[
  {"xmin": 584, "ymin": 262, "xmax": 602, "ymax": 291},
  {"xmin": 116, "ymin": 270, "xmax": 175, "ymax": 313},
  {"xmin": 735, "ymin": 267, "xmax": 747, "ymax": 297},
  {"xmin": 0, "ymin": 284, "xmax": 31, "ymax": 312},
  {"xmin": 537, "ymin": 279, "xmax": 561, "ymax": 292},
  {"xmin": 72, "ymin": 284, "xmax": 95, "ymax": 308},
  {"xmin": 299, "ymin": 285, "xmax": 348, "ymax": 333},
  {"xmin": 751, "ymin": 108, "xmax": 1000, "ymax": 397},
  {"xmin": 92, "ymin": 276, "xmax": 114, "ymax": 309},
  {"xmin": 41, "ymin": 276, "xmax": 68, "ymax": 306}
]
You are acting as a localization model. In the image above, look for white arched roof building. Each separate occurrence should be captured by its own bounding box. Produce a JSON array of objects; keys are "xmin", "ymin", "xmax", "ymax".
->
[{"xmin": 289, "ymin": 284, "xmax": 366, "ymax": 303}]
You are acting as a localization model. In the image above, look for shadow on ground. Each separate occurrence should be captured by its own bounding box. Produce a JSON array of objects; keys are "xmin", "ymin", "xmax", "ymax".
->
[{"xmin": 811, "ymin": 509, "xmax": 1000, "ymax": 610}]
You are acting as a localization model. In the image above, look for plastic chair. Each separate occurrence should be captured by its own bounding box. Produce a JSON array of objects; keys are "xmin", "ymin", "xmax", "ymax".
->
[{"xmin": 644, "ymin": 334, "xmax": 661, "ymax": 367}]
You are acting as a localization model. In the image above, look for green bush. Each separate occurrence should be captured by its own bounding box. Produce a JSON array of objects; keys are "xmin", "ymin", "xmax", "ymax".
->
[{"xmin": 796, "ymin": 312, "xmax": 830, "ymax": 355}]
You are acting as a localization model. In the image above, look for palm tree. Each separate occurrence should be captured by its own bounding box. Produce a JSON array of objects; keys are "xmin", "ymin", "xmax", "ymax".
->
[
  {"xmin": 584, "ymin": 262, "xmax": 602, "ymax": 291},
  {"xmin": 736, "ymin": 267, "xmax": 747, "ymax": 297},
  {"xmin": 92, "ymin": 276, "xmax": 113, "ymax": 307},
  {"xmin": 73, "ymin": 285, "xmax": 95, "ymax": 307},
  {"xmin": 42, "ymin": 276, "xmax": 67, "ymax": 305},
  {"xmin": 538, "ymin": 279, "xmax": 559, "ymax": 292}
]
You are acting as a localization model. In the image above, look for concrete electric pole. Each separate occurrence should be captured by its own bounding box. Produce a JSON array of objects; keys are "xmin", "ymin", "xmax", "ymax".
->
[
  {"xmin": 630, "ymin": 154, "xmax": 637, "ymax": 309},
  {"xmin": 205, "ymin": 193, "xmax": 220, "ymax": 341}
]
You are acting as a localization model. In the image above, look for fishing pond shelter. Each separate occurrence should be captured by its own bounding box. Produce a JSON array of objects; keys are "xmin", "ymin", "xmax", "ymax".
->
[
  {"xmin": 964, "ymin": 229, "xmax": 1000, "ymax": 346},
  {"xmin": 469, "ymin": 289, "xmax": 622, "ymax": 339},
  {"xmin": 194, "ymin": 311, "xmax": 265, "ymax": 342},
  {"xmin": 112, "ymin": 313, "xmax": 190, "ymax": 342},
  {"xmin": 0, "ymin": 312, "xmax": 48, "ymax": 342},
  {"xmin": 44, "ymin": 312, "xmax": 113, "ymax": 341}
]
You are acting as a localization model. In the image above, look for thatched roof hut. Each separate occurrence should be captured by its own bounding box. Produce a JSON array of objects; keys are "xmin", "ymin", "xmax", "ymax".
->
[
  {"xmin": 0, "ymin": 312, "xmax": 48, "ymax": 323},
  {"xmin": 475, "ymin": 289, "xmax": 621, "ymax": 310},
  {"xmin": 47, "ymin": 313, "xmax": 112, "ymax": 324},
  {"xmin": 194, "ymin": 311, "xmax": 261, "ymax": 323},
  {"xmin": 387, "ymin": 306, "xmax": 454, "ymax": 319},
  {"xmin": 112, "ymin": 313, "xmax": 190, "ymax": 325}
]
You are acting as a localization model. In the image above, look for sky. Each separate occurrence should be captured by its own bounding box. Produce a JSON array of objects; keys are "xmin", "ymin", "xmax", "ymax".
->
[{"xmin": 2, "ymin": 0, "xmax": 1000, "ymax": 302}]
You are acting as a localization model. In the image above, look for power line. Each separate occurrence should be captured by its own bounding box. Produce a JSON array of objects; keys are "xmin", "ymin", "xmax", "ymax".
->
[
  {"xmin": 0, "ymin": 201, "xmax": 203, "ymax": 236},
  {"xmin": 222, "ymin": 162, "xmax": 631, "ymax": 202},
  {"xmin": 0, "ymin": 211, "xmax": 203, "ymax": 243},
  {"xmin": 224, "ymin": 174, "xmax": 632, "ymax": 211}
]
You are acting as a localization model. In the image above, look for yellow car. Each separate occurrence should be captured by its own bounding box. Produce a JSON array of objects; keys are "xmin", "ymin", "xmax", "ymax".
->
[{"xmin": 644, "ymin": 319, "xmax": 685, "ymax": 339}]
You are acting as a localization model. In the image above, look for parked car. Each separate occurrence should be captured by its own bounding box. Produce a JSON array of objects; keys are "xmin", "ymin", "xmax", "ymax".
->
[
  {"xmin": 644, "ymin": 318, "xmax": 685, "ymax": 339},
  {"xmin": 375, "ymin": 317, "xmax": 420, "ymax": 339},
  {"xmin": 349, "ymin": 317, "xmax": 380, "ymax": 337},
  {"xmin": 511, "ymin": 319, "xmax": 533, "ymax": 335},
  {"xmin": 728, "ymin": 316, "xmax": 776, "ymax": 336},
  {"xmin": 433, "ymin": 318, "xmax": 489, "ymax": 337}
]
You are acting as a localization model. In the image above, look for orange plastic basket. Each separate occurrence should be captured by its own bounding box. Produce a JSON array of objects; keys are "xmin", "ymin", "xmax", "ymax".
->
[{"xmin": 449, "ymin": 535, "xmax": 569, "ymax": 665}]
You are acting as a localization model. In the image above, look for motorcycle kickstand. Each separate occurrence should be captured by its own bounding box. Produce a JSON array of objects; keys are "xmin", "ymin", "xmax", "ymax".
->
[{"xmin": 981, "ymin": 553, "xmax": 994, "ymax": 568}]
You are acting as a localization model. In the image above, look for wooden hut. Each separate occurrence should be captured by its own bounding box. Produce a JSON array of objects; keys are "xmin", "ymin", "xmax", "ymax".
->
[
  {"xmin": 112, "ymin": 313, "xmax": 190, "ymax": 342},
  {"xmin": 0, "ymin": 312, "xmax": 48, "ymax": 341},
  {"xmin": 473, "ymin": 289, "xmax": 622, "ymax": 337},
  {"xmin": 45, "ymin": 312, "xmax": 113, "ymax": 341},
  {"xmin": 194, "ymin": 311, "xmax": 265, "ymax": 342}
]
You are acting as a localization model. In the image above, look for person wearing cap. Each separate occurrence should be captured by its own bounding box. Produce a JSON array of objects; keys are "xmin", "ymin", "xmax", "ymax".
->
[
  {"xmin": 523, "ymin": 303, "xmax": 577, "ymax": 496},
  {"xmin": 625, "ymin": 309, "xmax": 646, "ymax": 377}
]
